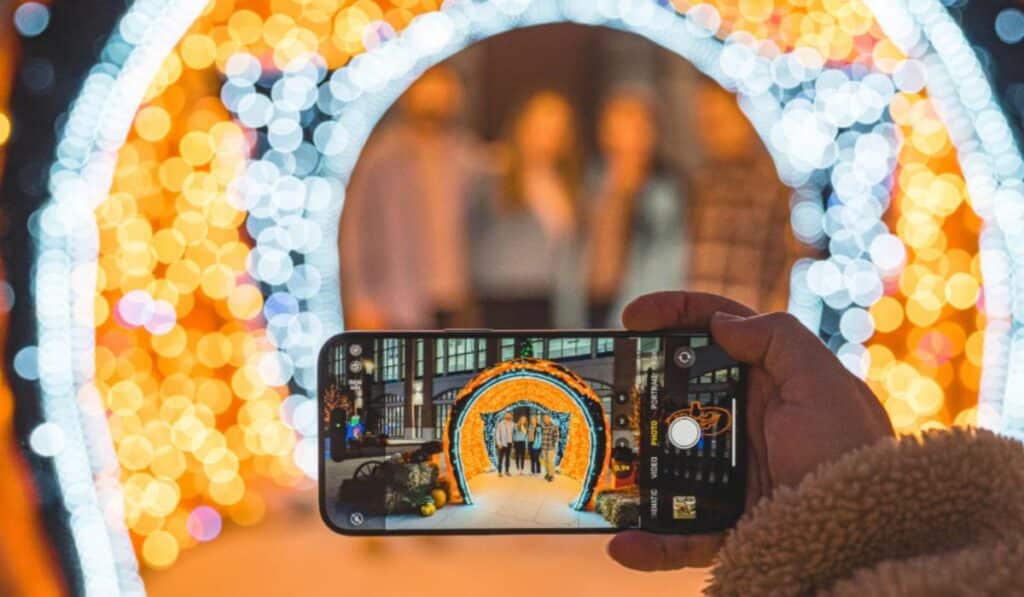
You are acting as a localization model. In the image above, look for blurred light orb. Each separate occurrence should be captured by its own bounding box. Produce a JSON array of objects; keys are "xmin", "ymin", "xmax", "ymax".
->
[
  {"xmin": 945, "ymin": 273, "xmax": 980, "ymax": 310},
  {"xmin": 869, "ymin": 234, "xmax": 906, "ymax": 274},
  {"xmin": 29, "ymin": 422, "xmax": 66, "ymax": 457},
  {"xmin": 685, "ymin": 4, "xmax": 722, "ymax": 38},
  {"xmin": 995, "ymin": 8, "xmax": 1024, "ymax": 45},
  {"xmin": 837, "ymin": 342, "xmax": 870, "ymax": 378},
  {"xmin": 21, "ymin": 58, "xmax": 55, "ymax": 94},
  {"xmin": 362, "ymin": 20, "xmax": 398, "ymax": 49},
  {"xmin": 840, "ymin": 307, "xmax": 875, "ymax": 344},
  {"xmin": 186, "ymin": 506, "xmax": 223, "ymax": 542},
  {"xmin": 0, "ymin": 113, "xmax": 11, "ymax": 146},
  {"xmin": 893, "ymin": 59, "xmax": 926, "ymax": 93},
  {"xmin": 871, "ymin": 296, "xmax": 904, "ymax": 333},
  {"xmin": 14, "ymin": 2, "xmax": 50, "ymax": 37},
  {"xmin": 144, "ymin": 300, "xmax": 177, "ymax": 335},
  {"xmin": 263, "ymin": 291, "xmax": 300, "ymax": 323},
  {"xmin": 0, "ymin": 280, "xmax": 14, "ymax": 313},
  {"xmin": 908, "ymin": 377, "xmax": 944, "ymax": 416},
  {"xmin": 117, "ymin": 290, "xmax": 155, "ymax": 328},
  {"xmin": 142, "ymin": 530, "xmax": 179, "ymax": 569},
  {"xmin": 13, "ymin": 345, "xmax": 39, "ymax": 380}
]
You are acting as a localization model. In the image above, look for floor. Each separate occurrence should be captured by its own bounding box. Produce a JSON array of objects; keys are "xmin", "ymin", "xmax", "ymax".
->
[
  {"xmin": 387, "ymin": 471, "xmax": 613, "ymax": 530},
  {"xmin": 144, "ymin": 486, "xmax": 713, "ymax": 597}
]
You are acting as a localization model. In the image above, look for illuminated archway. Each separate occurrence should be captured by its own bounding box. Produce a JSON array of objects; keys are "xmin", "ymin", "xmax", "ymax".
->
[
  {"xmin": 27, "ymin": 0, "xmax": 1024, "ymax": 590},
  {"xmin": 443, "ymin": 358, "xmax": 609, "ymax": 511}
]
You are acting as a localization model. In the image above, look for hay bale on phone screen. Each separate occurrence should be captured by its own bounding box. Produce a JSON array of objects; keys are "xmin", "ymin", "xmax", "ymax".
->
[{"xmin": 595, "ymin": 487, "xmax": 641, "ymax": 528}]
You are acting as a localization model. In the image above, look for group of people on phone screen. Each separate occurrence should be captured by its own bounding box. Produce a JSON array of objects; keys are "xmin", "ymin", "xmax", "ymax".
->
[
  {"xmin": 493, "ymin": 412, "xmax": 560, "ymax": 481},
  {"xmin": 340, "ymin": 64, "xmax": 803, "ymax": 332}
]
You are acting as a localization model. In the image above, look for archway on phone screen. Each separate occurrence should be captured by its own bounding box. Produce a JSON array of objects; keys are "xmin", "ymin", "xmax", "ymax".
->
[{"xmin": 443, "ymin": 358, "xmax": 610, "ymax": 511}]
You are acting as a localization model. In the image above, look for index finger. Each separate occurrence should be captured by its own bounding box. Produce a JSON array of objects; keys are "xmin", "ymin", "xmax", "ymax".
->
[{"xmin": 621, "ymin": 291, "xmax": 756, "ymax": 331}]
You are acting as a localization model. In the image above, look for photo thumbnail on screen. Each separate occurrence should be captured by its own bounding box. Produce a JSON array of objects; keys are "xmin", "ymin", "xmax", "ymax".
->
[{"xmin": 318, "ymin": 332, "xmax": 746, "ymax": 533}]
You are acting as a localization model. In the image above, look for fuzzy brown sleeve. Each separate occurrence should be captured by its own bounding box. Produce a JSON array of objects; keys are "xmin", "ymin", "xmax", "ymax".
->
[{"xmin": 706, "ymin": 428, "xmax": 1024, "ymax": 597}]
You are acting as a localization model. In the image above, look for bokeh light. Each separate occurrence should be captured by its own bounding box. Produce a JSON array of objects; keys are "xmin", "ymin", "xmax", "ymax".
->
[
  {"xmin": 995, "ymin": 8, "xmax": 1024, "ymax": 45},
  {"xmin": 13, "ymin": 2, "xmax": 50, "ymax": 38},
  {"xmin": 0, "ymin": 112, "xmax": 10, "ymax": 146},
  {"xmin": 186, "ymin": 505, "xmax": 223, "ymax": 542}
]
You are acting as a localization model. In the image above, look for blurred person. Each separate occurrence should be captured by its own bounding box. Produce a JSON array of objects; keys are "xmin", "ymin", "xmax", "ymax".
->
[
  {"xmin": 540, "ymin": 413, "xmax": 560, "ymax": 482},
  {"xmin": 467, "ymin": 91, "xmax": 581, "ymax": 329},
  {"xmin": 608, "ymin": 291, "xmax": 1024, "ymax": 596},
  {"xmin": 339, "ymin": 65, "xmax": 484, "ymax": 329},
  {"xmin": 585, "ymin": 86, "xmax": 686, "ymax": 327},
  {"xmin": 494, "ymin": 412, "xmax": 514, "ymax": 477},
  {"xmin": 528, "ymin": 414, "xmax": 543, "ymax": 475},
  {"xmin": 512, "ymin": 415, "xmax": 529, "ymax": 474},
  {"xmin": 686, "ymin": 79, "xmax": 800, "ymax": 312}
]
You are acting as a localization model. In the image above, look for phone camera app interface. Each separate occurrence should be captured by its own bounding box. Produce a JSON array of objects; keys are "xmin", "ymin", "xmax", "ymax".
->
[{"xmin": 320, "ymin": 334, "xmax": 744, "ymax": 532}]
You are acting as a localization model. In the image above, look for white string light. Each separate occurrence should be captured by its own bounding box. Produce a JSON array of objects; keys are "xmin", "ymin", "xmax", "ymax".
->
[{"xmin": 31, "ymin": 0, "xmax": 207, "ymax": 594}]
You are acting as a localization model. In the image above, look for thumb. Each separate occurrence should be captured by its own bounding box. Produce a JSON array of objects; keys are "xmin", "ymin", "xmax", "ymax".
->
[{"xmin": 710, "ymin": 311, "xmax": 834, "ymax": 386}]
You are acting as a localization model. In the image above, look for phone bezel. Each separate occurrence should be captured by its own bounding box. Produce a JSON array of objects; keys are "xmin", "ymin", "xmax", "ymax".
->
[{"xmin": 317, "ymin": 328, "xmax": 746, "ymax": 536}]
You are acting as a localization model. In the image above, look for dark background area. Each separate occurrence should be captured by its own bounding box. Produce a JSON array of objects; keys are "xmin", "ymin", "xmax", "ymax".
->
[{"xmin": 2, "ymin": 2, "xmax": 124, "ymax": 590}]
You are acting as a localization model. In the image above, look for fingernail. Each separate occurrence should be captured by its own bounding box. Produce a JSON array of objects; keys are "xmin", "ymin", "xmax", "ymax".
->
[{"xmin": 712, "ymin": 311, "xmax": 742, "ymax": 322}]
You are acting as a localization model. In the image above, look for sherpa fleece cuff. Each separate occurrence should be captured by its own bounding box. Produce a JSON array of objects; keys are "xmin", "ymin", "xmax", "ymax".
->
[{"xmin": 706, "ymin": 427, "xmax": 1024, "ymax": 597}]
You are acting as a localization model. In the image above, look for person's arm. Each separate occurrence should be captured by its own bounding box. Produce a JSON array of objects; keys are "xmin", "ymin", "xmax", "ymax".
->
[{"xmin": 708, "ymin": 426, "xmax": 1024, "ymax": 597}]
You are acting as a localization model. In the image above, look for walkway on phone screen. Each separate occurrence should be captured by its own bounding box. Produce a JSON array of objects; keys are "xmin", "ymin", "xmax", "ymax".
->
[{"xmin": 387, "ymin": 470, "xmax": 612, "ymax": 530}]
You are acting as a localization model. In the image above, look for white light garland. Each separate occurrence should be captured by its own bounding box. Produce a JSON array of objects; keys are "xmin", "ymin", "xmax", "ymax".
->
[
  {"xmin": 865, "ymin": 0, "xmax": 1024, "ymax": 439},
  {"xmin": 31, "ymin": 0, "xmax": 207, "ymax": 594}
]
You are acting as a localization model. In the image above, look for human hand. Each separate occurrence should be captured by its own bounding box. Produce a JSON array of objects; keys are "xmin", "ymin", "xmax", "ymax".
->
[
  {"xmin": 607, "ymin": 291, "xmax": 893, "ymax": 571},
  {"xmin": 344, "ymin": 299, "xmax": 389, "ymax": 330}
]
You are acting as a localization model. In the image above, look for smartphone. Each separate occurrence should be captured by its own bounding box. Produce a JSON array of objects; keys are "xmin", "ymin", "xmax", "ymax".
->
[{"xmin": 317, "ymin": 330, "xmax": 746, "ymax": 535}]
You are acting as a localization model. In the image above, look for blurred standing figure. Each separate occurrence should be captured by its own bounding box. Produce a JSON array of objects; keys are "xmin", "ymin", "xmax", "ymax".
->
[
  {"xmin": 494, "ymin": 412, "xmax": 515, "ymax": 477},
  {"xmin": 687, "ymin": 79, "xmax": 797, "ymax": 312},
  {"xmin": 468, "ymin": 91, "xmax": 581, "ymax": 329},
  {"xmin": 540, "ymin": 414, "xmax": 560, "ymax": 482},
  {"xmin": 585, "ymin": 87, "xmax": 686, "ymax": 327},
  {"xmin": 340, "ymin": 66, "xmax": 483, "ymax": 329},
  {"xmin": 528, "ymin": 414, "xmax": 543, "ymax": 474},
  {"xmin": 512, "ymin": 415, "xmax": 528, "ymax": 474}
]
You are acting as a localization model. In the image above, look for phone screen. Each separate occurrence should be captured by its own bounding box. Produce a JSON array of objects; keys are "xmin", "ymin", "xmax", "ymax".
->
[{"xmin": 318, "ymin": 331, "xmax": 745, "ymax": 534}]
